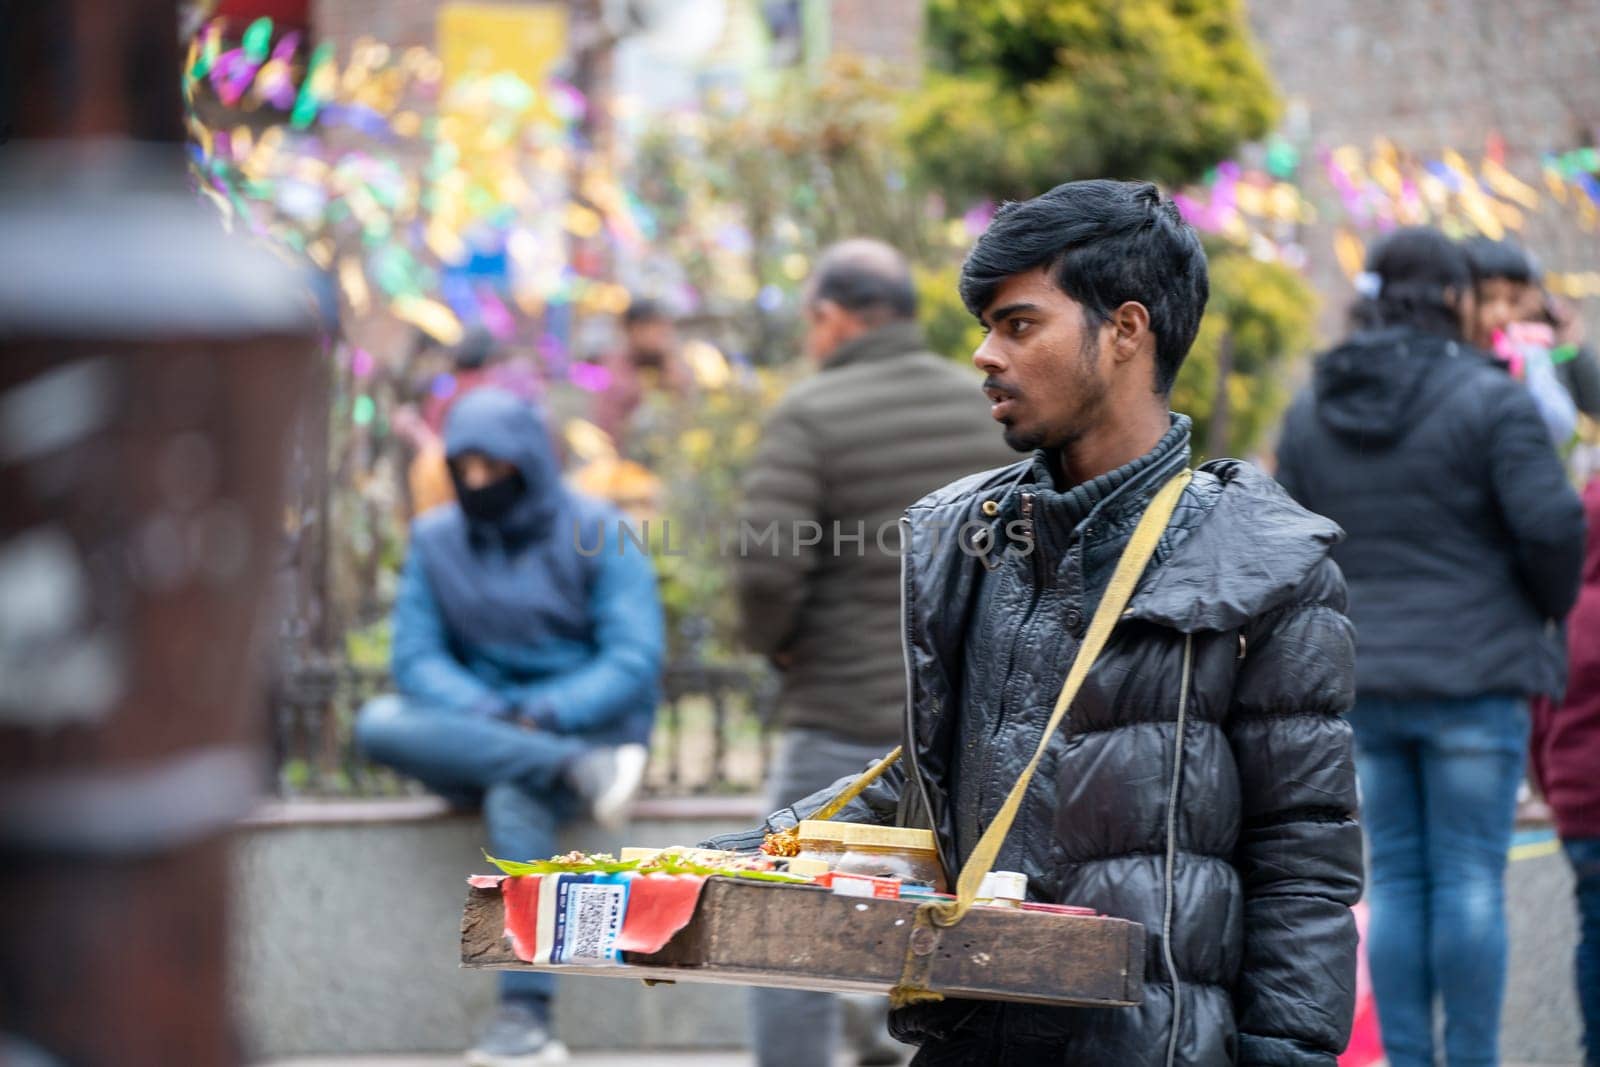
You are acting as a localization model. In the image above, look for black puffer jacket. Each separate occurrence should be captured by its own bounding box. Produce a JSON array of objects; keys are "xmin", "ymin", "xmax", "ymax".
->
[
  {"xmin": 717, "ymin": 420, "xmax": 1362, "ymax": 1065},
  {"xmin": 1277, "ymin": 327, "xmax": 1586, "ymax": 699}
]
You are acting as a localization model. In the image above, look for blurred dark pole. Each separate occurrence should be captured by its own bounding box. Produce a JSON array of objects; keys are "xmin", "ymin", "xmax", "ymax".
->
[
  {"xmin": 567, "ymin": 0, "xmax": 617, "ymax": 287},
  {"xmin": 0, "ymin": 2, "xmax": 319, "ymax": 1064},
  {"xmin": 6, "ymin": 0, "xmax": 186, "ymax": 143},
  {"xmin": 568, "ymin": 0, "xmax": 615, "ymax": 156},
  {"xmin": 1206, "ymin": 330, "xmax": 1236, "ymax": 461}
]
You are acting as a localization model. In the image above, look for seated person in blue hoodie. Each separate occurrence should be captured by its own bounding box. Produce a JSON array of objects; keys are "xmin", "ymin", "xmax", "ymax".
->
[{"xmin": 355, "ymin": 387, "xmax": 663, "ymax": 1066}]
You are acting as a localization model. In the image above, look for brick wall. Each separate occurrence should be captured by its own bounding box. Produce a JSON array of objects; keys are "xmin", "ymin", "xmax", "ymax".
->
[
  {"xmin": 313, "ymin": 0, "xmax": 446, "ymax": 53},
  {"xmin": 827, "ymin": 0, "xmax": 923, "ymax": 70},
  {"xmin": 1247, "ymin": 0, "xmax": 1600, "ymax": 339}
]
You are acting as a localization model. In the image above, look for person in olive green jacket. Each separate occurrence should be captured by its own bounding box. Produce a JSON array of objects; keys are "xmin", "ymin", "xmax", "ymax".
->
[{"xmin": 736, "ymin": 239, "xmax": 1014, "ymax": 1067}]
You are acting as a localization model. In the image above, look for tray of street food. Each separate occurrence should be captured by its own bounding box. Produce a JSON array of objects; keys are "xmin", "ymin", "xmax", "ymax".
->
[{"xmin": 459, "ymin": 835, "xmax": 1145, "ymax": 1010}]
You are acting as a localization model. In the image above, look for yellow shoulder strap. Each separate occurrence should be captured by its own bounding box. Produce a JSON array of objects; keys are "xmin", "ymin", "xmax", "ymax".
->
[
  {"xmin": 928, "ymin": 468, "xmax": 1193, "ymax": 927},
  {"xmin": 807, "ymin": 744, "xmax": 903, "ymax": 824},
  {"xmin": 888, "ymin": 467, "xmax": 1192, "ymax": 1006}
]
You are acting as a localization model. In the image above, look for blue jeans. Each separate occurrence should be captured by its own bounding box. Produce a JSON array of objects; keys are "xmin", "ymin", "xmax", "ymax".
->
[
  {"xmin": 1348, "ymin": 695, "xmax": 1529, "ymax": 1067},
  {"xmin": 355, "ymin": 694, "xmax": 590, "ymax": 1006},
  {"xmin": 1567, "ymin": 837, "xmax": 1600, "ymax": 1066},
  {"xmin": 750, "ymin": 728, "xmax": 900, "ymax": 1067}
]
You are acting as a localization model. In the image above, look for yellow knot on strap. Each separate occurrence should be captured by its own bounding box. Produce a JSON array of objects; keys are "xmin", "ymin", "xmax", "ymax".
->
[
  {"xmin": 887, "ymin": 902, "xmax": 948, "ymax": 1009},
  {"xmin": 888, "ymin": 985, "xmax": 945, "ymax": 1010}
]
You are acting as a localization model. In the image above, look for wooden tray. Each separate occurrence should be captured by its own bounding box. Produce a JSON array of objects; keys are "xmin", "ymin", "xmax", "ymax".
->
[{"xmin": 461, "ymin": 877, "xmax": 1144, "ymax": 1008}]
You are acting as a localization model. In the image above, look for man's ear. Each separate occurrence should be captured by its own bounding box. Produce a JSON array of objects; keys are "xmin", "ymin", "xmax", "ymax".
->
[
  {"xmin": 819, "ymin": 299, "xmax": 870, "ymax": 343},
  {"xmin": 806, "ymin": 299, "xmax": 847, "ymax": 362},
  {"xmin": 1109, "ymin": 301, "xmax": 1152, "ymax": 362}
]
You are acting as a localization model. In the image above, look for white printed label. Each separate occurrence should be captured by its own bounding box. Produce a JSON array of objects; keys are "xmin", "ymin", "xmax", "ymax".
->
[{"xmin": 558, "ymin": 881, "xmax": 628, "ymax": 964}]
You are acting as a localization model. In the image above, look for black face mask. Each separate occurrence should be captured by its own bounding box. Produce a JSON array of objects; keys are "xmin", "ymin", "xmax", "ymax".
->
[
  {"xmin": 453, "ymin": 470, "xmax": 526, "ymax": 526},
  {"xmin": 631, "ymin": 347, "xmax": 667, "ymax": 371}
]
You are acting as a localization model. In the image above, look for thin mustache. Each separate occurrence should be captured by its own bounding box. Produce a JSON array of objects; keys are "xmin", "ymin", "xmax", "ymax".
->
[{"xmin": 982, "ymin": 377, "xmax": 1021, "ymax": 400}]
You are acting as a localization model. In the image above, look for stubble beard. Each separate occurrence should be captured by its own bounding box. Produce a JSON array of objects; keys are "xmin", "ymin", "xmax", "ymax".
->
[{"xmin": 1003, "ymin": 335, "xmax": 1105, "ymax": 453}]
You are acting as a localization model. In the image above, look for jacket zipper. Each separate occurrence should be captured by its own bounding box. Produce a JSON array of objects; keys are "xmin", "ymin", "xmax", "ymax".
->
[
  {"xmin": 898, "ymin": 516, "xmax": 939, "ymax": 850},
  {"xmin": 1163, "ymin": 633, "xmax": 1194, "ymax": 1067},
  {"xmin": 981, "ymin": 494, "xmax": 1040, "ymax": 820}
]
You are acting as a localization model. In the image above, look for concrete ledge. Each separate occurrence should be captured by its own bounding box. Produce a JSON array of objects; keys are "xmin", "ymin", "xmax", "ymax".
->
[
  {"xmin": 241, "ymin": 796, "xmax": 467, "ymax": 827},
  {"xmin": 231, "ymin": 798, "xmax": 764, "ymax": 1059},
  {"xmin": 241, "ymin": 794, "xmax": 768, "ymax": 829}
]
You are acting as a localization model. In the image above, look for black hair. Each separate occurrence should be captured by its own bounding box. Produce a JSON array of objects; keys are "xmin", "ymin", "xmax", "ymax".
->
[
  {"xmin": 958, "ymin": 179, "xmax": 1209, "ymax": 395},
  {"xmin": 623, "ymin": 297, "xmax": 670, "ymax": 327},
  {"xmin": 1462, "ymin": 236, "xmax": 1540, "ymax": 286},
  {"xmin": 811, "ymin": 244, "xmax": 918, "ymax": 323},
  {"xmin": 1349, "ymin": 226, "xmax": 1471, "ymax": 339},
  {"xmin": 454, "ymin": 329, "xmax": 495, "ymax": 370}
]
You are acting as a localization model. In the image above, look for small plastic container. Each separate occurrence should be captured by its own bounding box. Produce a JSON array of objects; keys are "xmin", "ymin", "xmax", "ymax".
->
[
  {"xmin": 976, "ymin": 870, "xmax": 1028, "ymax": 908},
  {"xmin": 816, "ymin": 871, "xmax": 902, "ymax": 899},
  {"xmin": 792, "ymin": 820, "xmax": 947, "ymax": 890}
]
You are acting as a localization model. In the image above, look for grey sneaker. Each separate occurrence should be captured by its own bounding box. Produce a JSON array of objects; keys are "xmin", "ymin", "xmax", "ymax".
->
[
  {"xmin": 563, "ymin": 743, "xmax": 648, "ymax": 828},
  {"xmin": 465, "ymin": 1001, "xmax": 569, "ymax": 1066}
]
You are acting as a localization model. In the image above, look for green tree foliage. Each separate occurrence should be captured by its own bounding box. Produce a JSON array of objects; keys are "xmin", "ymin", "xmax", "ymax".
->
[
  {"xmin": 916, "ymin": 261, "xmax": 986, "ymax": 363},
  {"xmin": 907, "ymin": 0, "xmax": 1280, "ymax": 203},
  {"xmin": 1171, "ymin": 247, "xmax": 1317, "ymax": 460},
  {"xmin": 716, "ymin": 57, "xmax": 930, "ymax": 253},
  {"xmin": 632, "ymin": 57, "xmax": 939, "ymax": 361},
  {"xmin": 631, "ymin": 375, "xmax": 782, "ymax": 659}
]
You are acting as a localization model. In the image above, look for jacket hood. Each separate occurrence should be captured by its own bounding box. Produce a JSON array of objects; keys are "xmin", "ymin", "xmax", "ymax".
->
[
  {"xmin": 905, "ymin": 445, "xmax": 1342, "ymax": 635},
  {"xmin": 442, "ymin": 387, "xmax": 564, "ymax": 540},
  {"xmin": 1127, "ymin": 460, "xmax": 1344, "ymax": 631},
  {"xmin": 1312, "ymin": 327, "xmax": 1470, "ymax": 447}
]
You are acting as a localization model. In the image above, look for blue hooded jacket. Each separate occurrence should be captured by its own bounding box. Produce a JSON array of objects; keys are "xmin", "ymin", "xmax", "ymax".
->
[{"xmin": 391, "ymin": 388, "xmax": 663, "ymax": 744}]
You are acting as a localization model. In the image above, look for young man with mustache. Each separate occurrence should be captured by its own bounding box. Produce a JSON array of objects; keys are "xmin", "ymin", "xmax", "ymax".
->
[{"xmin": 717, "ymin": 179, "xmax": 1362, "ymax": 1065}]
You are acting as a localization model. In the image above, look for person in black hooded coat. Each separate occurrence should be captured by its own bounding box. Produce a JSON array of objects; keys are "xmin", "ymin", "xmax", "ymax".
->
[
  {"xmin": 713, "ymin": 181, "xmax": 1362, "ymax": 1066},
  {"xmin": 1275, "ymin": 228, "xmax": 1585, "ymax": 1067}
]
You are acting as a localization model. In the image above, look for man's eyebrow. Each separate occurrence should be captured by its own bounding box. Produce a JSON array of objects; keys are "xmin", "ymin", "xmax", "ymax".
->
[{"xmin": 982, "ymin": 301, "xmax": 1043, "ymax": 326}]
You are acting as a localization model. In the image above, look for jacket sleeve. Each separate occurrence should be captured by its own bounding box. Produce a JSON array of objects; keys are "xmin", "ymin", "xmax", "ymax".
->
[
  {"xmin": 1558, "ymin": 345, "xmax": 1600, "ymax": 417},
  {"xmin": 735, "ymin": 397, "xmax": 825, "ymax": 657},
  {"xmin": 390, "ymin": 550, "xmax": 506, "ymax": 715},
  {"xmin": 699, "ymin": 754, "xmax": 904, "ymax": 851},
  {"xmin": 1484, "ymin": 381, "xmax": 1587, "ymax": 619},
  {"xmin": 1228, "ymin": 556, "xmax": 1364, "ymax": 1067},
  {"xmin": 520, "ymin": 521, "xmax": 665, "ymax": 733}
]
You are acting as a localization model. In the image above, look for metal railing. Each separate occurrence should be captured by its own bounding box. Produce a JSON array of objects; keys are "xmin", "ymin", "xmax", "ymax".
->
[{"xmin": 268, "ymin": 656, "xmax": 778, "ymax": 798}]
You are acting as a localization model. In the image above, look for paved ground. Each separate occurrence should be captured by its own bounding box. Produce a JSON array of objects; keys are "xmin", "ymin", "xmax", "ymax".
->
[
  {"xmin": 1503, "ymin": 830, "xmax": 1583, "ymax": 1064},
  {"xmin": 266, "ymin": 1056, "xmax": 834, "ymax": 1065},
  {"xmin": 265, "ymin": 1057, "xmax": 1552, "ymax": 1066}
]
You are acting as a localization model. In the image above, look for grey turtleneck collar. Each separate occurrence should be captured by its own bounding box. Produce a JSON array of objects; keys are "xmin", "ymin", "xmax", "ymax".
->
[{"xmin": 1026, "ymin": 414, "xmax": 1193, "ymax": 542}]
